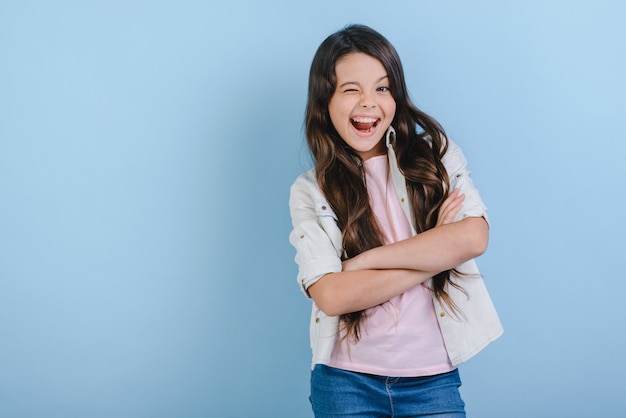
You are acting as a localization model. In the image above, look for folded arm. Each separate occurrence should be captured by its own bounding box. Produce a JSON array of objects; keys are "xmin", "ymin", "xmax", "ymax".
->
[
  {"xmin": 308, "ymin": 267, "xmax": 436, "ymax": 317},
  {"xmin": 305, "ymin": 189, "xmax": 488, "ymax": 317},
  {"xmin": 345, "ymin": 216, "xmax": 489, "ymax": 273},
  {"xmin": 308, "ymin": 216, "xmax": 487, "ymax": 316}
]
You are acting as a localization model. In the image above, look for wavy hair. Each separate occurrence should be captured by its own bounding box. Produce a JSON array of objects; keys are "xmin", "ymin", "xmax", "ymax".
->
[{"xmin": 305, "ymin": 24, "xmax": 458, "ymax": 343}]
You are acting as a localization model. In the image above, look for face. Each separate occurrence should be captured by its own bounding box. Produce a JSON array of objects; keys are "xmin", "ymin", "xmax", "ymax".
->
[{"xmin": 328, "ymin": 53, "xmax": 396, "ymax": 160}]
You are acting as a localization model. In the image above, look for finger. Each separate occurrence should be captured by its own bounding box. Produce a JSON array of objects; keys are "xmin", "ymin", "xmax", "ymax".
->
[
  {"xmin": 439, "ymin": 189, "xmax": 459, "ymax": 213},
  {"xmin": 439, "ymin": 205, "xmax": 459, "ymax": 224},
  {"xmin": 437, "ymin": 191, "xmax": 465, "ymax": 226},
  {"xmin": 439, "ymin": 190, "xmax": 463, "ymax": 217}
]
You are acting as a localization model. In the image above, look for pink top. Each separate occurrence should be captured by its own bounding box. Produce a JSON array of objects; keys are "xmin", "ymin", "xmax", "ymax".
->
[{"xmin": 328, "ymin": 155, "xmax": 454, "ymax": 377}]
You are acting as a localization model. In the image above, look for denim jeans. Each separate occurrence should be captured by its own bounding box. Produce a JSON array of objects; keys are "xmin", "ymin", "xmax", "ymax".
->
[{"xmin": 310, "ymin": 365, "xmax": 466, "ymax": 418}]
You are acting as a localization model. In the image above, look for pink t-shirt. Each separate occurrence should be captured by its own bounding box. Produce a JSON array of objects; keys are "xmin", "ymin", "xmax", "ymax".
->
[{"xmin": 328, "ymin": 155, "xmax": 454, "ymax": 377}]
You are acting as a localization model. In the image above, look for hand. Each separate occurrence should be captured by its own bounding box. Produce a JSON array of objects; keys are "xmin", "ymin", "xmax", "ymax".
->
[{"xmin": 436, "ymin": 188, "xmax": 465, "ymax": 227}]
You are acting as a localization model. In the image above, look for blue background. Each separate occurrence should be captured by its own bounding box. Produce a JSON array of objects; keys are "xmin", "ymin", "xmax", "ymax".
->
[{"xmin": 1, "ymin": 1, "xmax": 625, "ymax": 417}]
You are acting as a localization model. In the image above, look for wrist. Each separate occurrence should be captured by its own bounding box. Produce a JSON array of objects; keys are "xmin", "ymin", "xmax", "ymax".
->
[
  {"xmin": 343, "ymin": 252, "xmax": 366, "ymax": 271},
  {"xmin": 352, "ymin": 249, "xmax": 373, "ymax": 271}
]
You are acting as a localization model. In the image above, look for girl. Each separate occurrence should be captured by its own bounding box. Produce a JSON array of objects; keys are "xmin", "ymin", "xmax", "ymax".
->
[{"xmin": 289, "ymin": 24, "xmax": 502, "ymax": 417}]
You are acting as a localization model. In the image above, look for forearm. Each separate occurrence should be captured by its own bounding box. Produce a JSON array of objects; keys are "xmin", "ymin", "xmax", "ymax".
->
[
  {"xmin": 307, "ymin": 268, "xmax": 435, "ymax": 317},
  {"xmin": 349, "ymin": 217, "xmax": 489, "ymax": 273}
]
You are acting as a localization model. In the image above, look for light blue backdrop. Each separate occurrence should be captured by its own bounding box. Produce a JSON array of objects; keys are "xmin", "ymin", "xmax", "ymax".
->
[{"xmin": 1, "ymin": 1, "xmax": 625, "ymax": 417}]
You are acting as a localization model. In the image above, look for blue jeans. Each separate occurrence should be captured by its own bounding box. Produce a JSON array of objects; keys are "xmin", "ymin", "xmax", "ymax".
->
[{"xmin": 310, "ymin": 365, "xmax": 466, "ymax": 418}]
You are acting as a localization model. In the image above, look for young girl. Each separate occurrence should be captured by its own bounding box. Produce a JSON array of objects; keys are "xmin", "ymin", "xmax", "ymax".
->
[{"xmin": 289, "ymin": 24, "xmax": 503, "ymax": 417}]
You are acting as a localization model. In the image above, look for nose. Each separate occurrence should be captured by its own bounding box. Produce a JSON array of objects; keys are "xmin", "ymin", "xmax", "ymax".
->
[{"xmin": 359, "ymin": 92, "xmax": 377, "ymax": 108}]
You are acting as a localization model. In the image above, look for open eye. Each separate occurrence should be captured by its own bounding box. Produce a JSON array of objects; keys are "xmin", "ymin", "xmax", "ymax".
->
[{"xmin": 377, "ymin": 86, "xmax": 390, "ymax": 93}]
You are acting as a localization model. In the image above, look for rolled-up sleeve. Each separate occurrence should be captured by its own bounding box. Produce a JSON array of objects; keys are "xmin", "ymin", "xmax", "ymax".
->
[
  {"xmin": 289, "ymin": 173, "xmax": 343, "ymax": 298},
  {"xmin": 443, "ymin": 140, "xmax": 489, "ymax": 225}
]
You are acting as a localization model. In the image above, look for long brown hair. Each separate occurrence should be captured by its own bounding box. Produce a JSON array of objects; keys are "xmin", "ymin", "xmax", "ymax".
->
[{"xmin": 305, "ymin": 24, "xmax": 456, "ymax": 342}]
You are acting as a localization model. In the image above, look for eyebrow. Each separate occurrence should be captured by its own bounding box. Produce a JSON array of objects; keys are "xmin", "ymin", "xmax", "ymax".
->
[{"xmin": 338, "ymin": 75, "xmax": 389, "ymax": 89}]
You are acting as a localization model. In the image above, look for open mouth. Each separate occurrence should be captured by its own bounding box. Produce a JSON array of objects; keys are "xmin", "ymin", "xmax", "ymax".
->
[{"xmin": 351, "ymin": 117, "xmax": 380, "ymax": 132}]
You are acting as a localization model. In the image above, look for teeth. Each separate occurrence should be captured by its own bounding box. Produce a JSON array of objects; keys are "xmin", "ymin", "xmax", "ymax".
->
[{"xmin": 351, "ymin": 117, "xmax": 378, "ymax": 123}]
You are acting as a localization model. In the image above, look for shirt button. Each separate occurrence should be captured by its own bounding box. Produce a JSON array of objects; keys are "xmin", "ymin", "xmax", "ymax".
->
[
  {"xmin": 315, "ymin": 317, "xmax": 320, "ymax": 323},
  {"xmin": 321, "ymin": 205, "xmax": 327, "ymax": 210},
  {"xmin": 299, "ymin": 234, "xmax": 305, "ymax": 239},
  {"xmin": 439, "ymin": 312, "xmax": 446, "ymax": 317},
  {"xmin": 401, "ymin": 197, "xmax": 405, "ymax": 203}
]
